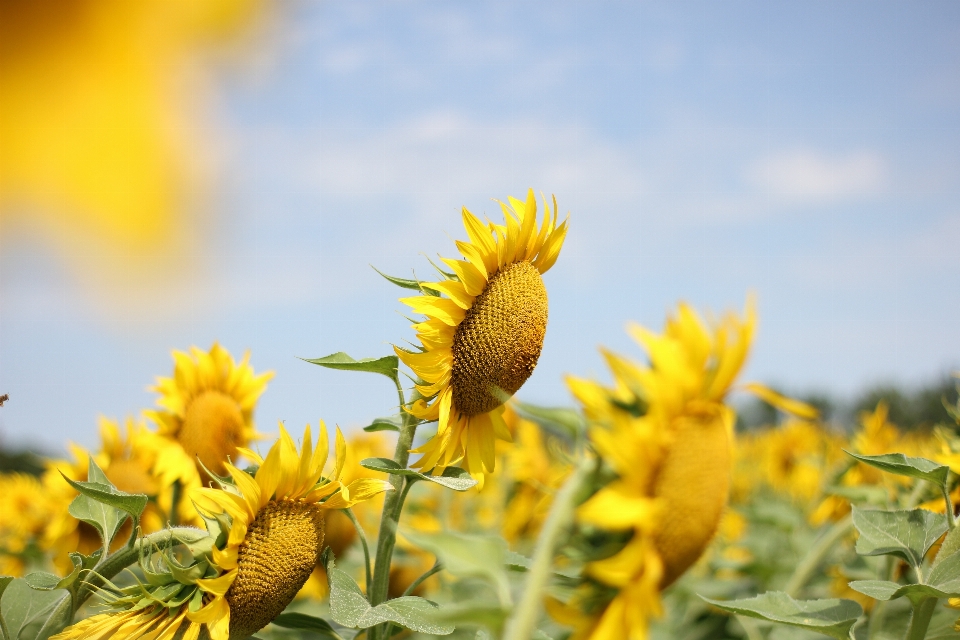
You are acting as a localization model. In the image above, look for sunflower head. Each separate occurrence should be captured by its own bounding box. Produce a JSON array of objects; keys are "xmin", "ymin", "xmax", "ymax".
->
[
  {"xmin": 396, "ymin": 190, "xmax": 569, "ymax": 476},
  {"xmin": 147, "ymin": 343, "xmax": 273, "ymax": 478},
  {"xmin": 52, "ymin": 423, "xmax": 392, "ymax": 640},
  {"xmin": 560, "ymin": 300, "xmax": 756, "ymax": 639}
]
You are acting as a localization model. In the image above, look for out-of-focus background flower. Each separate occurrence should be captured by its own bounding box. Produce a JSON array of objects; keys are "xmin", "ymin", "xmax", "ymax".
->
[{"xmin": 2, "ymin": 1, "xmax": 959, "ymax": 455}]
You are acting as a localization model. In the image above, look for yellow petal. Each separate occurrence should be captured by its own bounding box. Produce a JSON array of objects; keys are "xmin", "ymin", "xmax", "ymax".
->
[{"xmin": 743, "ymin": 382, "xmax": 820, "ymax": 421}]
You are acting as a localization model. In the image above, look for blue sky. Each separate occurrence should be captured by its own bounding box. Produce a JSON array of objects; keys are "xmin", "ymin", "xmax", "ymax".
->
[{"xmin": 2, "ymin": 0, "xmax": 960, "ymax": 452}]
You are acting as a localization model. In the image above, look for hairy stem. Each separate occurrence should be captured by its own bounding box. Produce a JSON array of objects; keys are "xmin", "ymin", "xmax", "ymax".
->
[
  {"xmin": 344, "ymin": 507, "xmax": 373, "ymax": 594},
  {"xmin": 502, "ymin": 461, "xmax": 590, "ymax": 640},
  {"xmin": 369, "ymin": 380, "xmax": 421, "ymax": 640},
  {"xmin": 905, "ymin": 596, "xmax": 937, "ymax": 640},
  {"xmin": 783, "ymin": 514, "xmax": 853, "ymax": 597},
  {"xmin": 75, "ymin": 527, "xmax": 208, "ymax": 611}
]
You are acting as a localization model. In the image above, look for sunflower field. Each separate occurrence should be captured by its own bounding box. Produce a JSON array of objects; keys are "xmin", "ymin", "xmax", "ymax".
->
[
  {"xmin": 3, "ymin": 3, "xmax": 960, "ymax": 640},
  {"xmin": 0, "ymin": 190, "xmax": 959, "ymax": 640}
]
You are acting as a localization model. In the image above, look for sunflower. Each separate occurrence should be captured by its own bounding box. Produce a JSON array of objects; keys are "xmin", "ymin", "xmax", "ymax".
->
[
  {"xmin": 147, "ymin": 343, "xmax": 273, "ymax": 505},
  {"xmin": 42, "ymin": 417, "xmax": 166, "ymax": 573},
  {"xmin": 52, "ymin": 423, "xmax": 392, "ymax": 640},
  {"xmin": 0, "ymin": 472, "xmax": 54, "ymax": 576},
  {"xmin": 558, "ymin": 300, "xmax": 759, "ymax": 640},
  {"xmin": 396, "ymin": 189, "xmax": 569, "ymax": 476}
]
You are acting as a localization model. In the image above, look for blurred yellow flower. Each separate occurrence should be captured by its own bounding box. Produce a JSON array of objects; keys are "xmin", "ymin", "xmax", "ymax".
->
[
  {"xmin": 561, "ymin": 299, "xmax": 757, "ymax": 640},
  {"xmin": 41, "ymin": 417, "xmax": 165, "ymax": 573},
  {"xmin": 0, "ymin": 472, "xmax": 54, "ymax": 576},
  {"xmin": 146, "ymin": 343, "xmax": 273, "ymax": 510},
  {"xmin": 0, "ymin": 0, "xmax": 263, "ymax": 288}
]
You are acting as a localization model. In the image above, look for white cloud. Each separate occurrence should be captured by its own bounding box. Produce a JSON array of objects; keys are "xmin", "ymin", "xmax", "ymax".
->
[{"xmin": 746, "ymin": 149, "xmax": 888, "ymax": 201}]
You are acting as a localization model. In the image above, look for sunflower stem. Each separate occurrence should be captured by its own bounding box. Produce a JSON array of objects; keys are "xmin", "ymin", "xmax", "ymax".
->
[
  {"xmin": 74, "ymin": 527, "xmax": 209, "ymax": 612},
  {"xmin": 503, "ymin": 460, "xmax": 590, "ymax": 640},
  {"xmin": 783, "ymin": 513, "xmax": 853, "ymax": 597},
  {"xmin": 369, "ymin": 381, "xmax": 422, "ymax": 640},
  {"xmin": 344, "ymin": 507, "xmax": 373, "ymax": 594},
  {"xmin": 905, "ymin": 596, "xmax": 937, "ymax": 640}
]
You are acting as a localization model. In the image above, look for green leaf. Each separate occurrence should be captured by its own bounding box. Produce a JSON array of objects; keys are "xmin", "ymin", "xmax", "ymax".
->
[
  {"xmin": 505, "ymin": 551, "xmax": 532, "ymax": 571},
  {"xmin": 402, "ymin": 530, "xmax": 511, "ymax": 605},
  {"xmin": 701, "ymin": 592, "xmax": 863, "ymax": 640},
  {"xmin": 372, "ymin": 266, "xmax": 438, "ymax": 294},
  {"xmin": 60, "ymin": 458, "xmax": 148, "ymax": 519},
  {"xmin": 301, "ymin": 352, "xmax": 399, "ymax": 381},
  {"xmin": 852, "ymin": 507, "xmax": 948, "ymax": 569},
  {"xmin": 327, "ymin": 557, "xmax": 370, "ymax": 628},
  {"xmin": 66, "ymin": 488, "xmax": 127, "ymax": 548},
  {"xmin": 0, "ymin": 579, "xmax": 73, "ymax": 640},
  {"xmin": 272, "ymin": 612, "xmax": 345, "ymax": 639},
  {"xmin": 846, "ymin": 451, "xmax": 951, "ymax": 491},
  {"xmin": 847, "ymin": 580, "xmax": 951, "ymax": 607},
  {"xmin": 30, "ymin": 592, "xmax": 72, "ymax": 640},
  {"xmin": 427, "ymin": 604, "xmax": 510, "ymax": 636},
  {"xmin": 325, "ymin": 556, "xmax": 453, "ymax": 634},
  {"xmin": 363, "ymin": 415, "xmax": 403, "ymax": 433},
  {"xmin": 360, "ymin": 458, "xmax": 477, "ymax": 491},
  {"xmin": 357, "ymin": 597, "xmax": 454, "ymax": 635},
  {"xmin": 513, "ymin": 401, "xmax": 585, "ymax": 440}
]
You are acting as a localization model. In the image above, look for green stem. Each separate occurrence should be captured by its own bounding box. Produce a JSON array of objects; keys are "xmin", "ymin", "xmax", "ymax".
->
[
  {"xmin": 942, "ymin": 486, "xmax": 956, "ymax": 529},
  {"xmin": 369, "ymin": 380, "xmax": 421, "ymax": 640},
  {"xmin": 169, "ymin": 480, "xmax": 182, "ymax": 527},
  {"xmin": 905, "ymin": 597, "xmax": 937, "ymax": 640},
  {"xmin": 401, "ymin": 561, "xmax": 442, "ymax": 597},
  {"xmin": 783, "ymin": 514, "xmax": 853, "ymax": 597},
  {"xmin": 344, "ymin": 508, "xmax": 373, "ymax": 594},
  {"xmin": 74, "ymin": 527, "xmax": 208, "ymax": 611},
  {"xmin": 502, "ymin": 461, "xmax": 590, "ymax": 640}
]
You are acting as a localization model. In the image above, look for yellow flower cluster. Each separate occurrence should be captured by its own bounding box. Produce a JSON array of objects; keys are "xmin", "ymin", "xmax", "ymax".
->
[{"xmin": 0, "ymin": 343, "xmax": 271, "ymax": 577}]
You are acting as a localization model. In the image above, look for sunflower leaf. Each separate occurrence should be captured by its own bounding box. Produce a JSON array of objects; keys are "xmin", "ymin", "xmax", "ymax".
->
[
  {"xmin": 60, "ymin": 458, "xmax": 149, "ymax": 519},
  {"xmin": 371, "ymin": 266, "xmax": 439, "ymax": 293},
  {"xmin": 66, "ymin": 489, "xmax": 127, "ymax": 548},
  {"xmin": 359, "ymin": 597, "xmax": 454, "ymax": 635},
  {"xmin": 701, "ymin": 592, "xmax": 863, "ymax": 640},
  {"xmin": 359, "ymin": 458, "xmax": 477, "ymax": 491},
  {"xmin": 402, "ymin": 530, "xmax": 511, "ymax": 606},
  {"xmin": 845, "ymin": 451, "xmax": 951, "ymax": 492},
  {"xmin": 271, "ymin": 613, "xmax": 347, "ymax": 639},
  {"xmin": 0, "ymin": 579, "xmax": 73, "ymax": 640},
  {"xmin": 513, "ymin": 401, "xmax": 585, "ymax": 440},
  {"xmin": 852, "ymin": 507, "xmax": 948, "ymax": 569},
  {"xmin": 363, "ymin": 415, "xmax": 403, "ymax": 433},
  {"xmin": 301, "ymin": 352, "xmax": 400, "ymax": 381}
]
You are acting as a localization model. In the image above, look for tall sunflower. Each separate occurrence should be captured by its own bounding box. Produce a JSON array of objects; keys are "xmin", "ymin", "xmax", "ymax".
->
[
  {"xmin": 396, "ymin": 189, "xmax": 569, "ymax": 475},
  {"xmin": 559, "ymin": 300, "xmax": 759, "ymax": 640},
  {"xmin": 147, "ymin": 343, "xmax": 273, "ymax": 501},
  {"xmin": 52, "ymin": 423, "xmax": 392, "ymax": 640}
]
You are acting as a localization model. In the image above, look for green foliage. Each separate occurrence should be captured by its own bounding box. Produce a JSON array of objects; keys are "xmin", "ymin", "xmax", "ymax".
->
[
  {"xmin": 359, "ymin": 458, "xmax": 477, "ymax": 491},
  {"xmin": 301, "ymin": 352, "xmax": 400, "ymax": 381},
  {"xmin": 325, "ymin": 555, "xmax": 454, "ymax": 635},
  {"xmin": 403, "ymin": 530, "xmax": 511, "ymax": 607},
  {"xmin": 0, "ymin": 579, "xmax": 72, "ymax": 640},
  {"xmin": 845, "ymin": 452, "xmax": 951, "ymax": 493},
  {"xmin": 363, "ymin": 415, "xmax": 404, "ymax": 433},
  {"xmin": 61, "ymin": 457, "xmax": 147, "ymax": 549},
  {"xmin": 271, "ymin": 612, "xmax": 350, "ymax": 639},
  {"xmin": 371, "ymin": 266, "xmax": 441, "ymax": 294},
  {"xmin": 851, "ymin": 507, "xmax": 948, "ymax": 569},
  {"xmin": 701, "ymin": 592, "xmax": 863, "ymax": 640}
]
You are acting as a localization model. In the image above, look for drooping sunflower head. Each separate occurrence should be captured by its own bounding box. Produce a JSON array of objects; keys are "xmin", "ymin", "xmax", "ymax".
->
[
  {"xmin": 52, "ymin": 422, "xmax": 392, "ymax": 640},
  {"xmin": 558, "ymin": 300, "xmax": 759, "ymax": 639},
  {"xmin": 397, "ymin": 189, "xmax": 569, "ymax": 476},
  {"xmin": 147, "ymin": 342, "xmax": 273, "ymax": 477}
]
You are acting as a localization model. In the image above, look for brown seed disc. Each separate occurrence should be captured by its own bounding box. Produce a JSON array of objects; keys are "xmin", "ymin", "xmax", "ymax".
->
[
  {"xmin": 451, "ymin": 260, "xmax": 548, "ymax": 416},
  {"xmin": 226, "ymin": 499, "xmax": 325, "ymax": 639}
]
